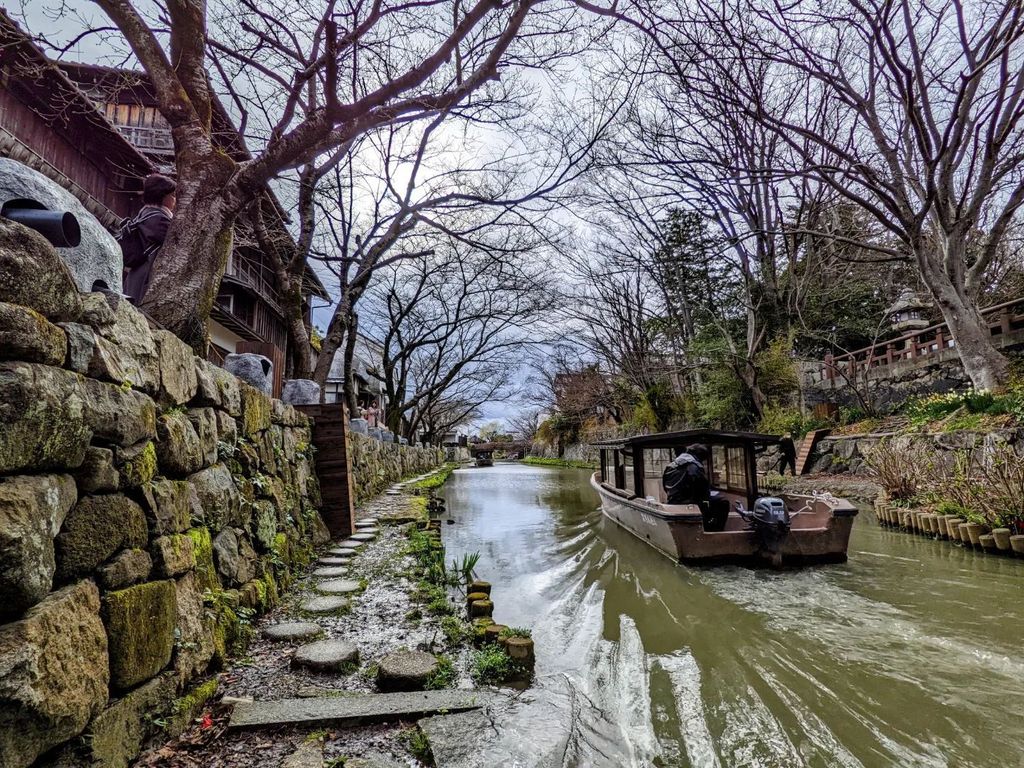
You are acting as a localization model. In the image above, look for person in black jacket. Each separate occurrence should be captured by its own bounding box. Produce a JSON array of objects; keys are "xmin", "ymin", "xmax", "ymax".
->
[
  {"xmin": 118, "ymin": 174, "xmax": 176, "ymax": 304},
  {"xmin": 663, "ymin": 444, "xmax": 730, "ymax": 531}
]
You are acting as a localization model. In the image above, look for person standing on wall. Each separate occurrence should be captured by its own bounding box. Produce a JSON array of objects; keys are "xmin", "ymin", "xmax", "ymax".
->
[{"xmin": 117, "ymin": 174, "xmax": 177, "ymax": 304}]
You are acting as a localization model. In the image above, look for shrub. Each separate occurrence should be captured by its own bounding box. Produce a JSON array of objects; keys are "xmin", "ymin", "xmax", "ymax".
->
[
  {"xmin": 440, "ymin": 615, "xmax": 470, "ymax": 645},
  {"xmin": 498, "ymin": 626, "xmax": 532, "ymax": 640},
  {"xmin": 863, "ymin": 438, "xmax": 925, "ymax": 500},
  {"xmin": 471, "ymin": 645, "xmax": 516, "ymax": 685}
]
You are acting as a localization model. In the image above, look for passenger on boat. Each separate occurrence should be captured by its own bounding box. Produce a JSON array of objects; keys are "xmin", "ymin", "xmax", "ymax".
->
[{"xmin": 663, "ymin": 445, "xmax": 730, "ymax": 532}]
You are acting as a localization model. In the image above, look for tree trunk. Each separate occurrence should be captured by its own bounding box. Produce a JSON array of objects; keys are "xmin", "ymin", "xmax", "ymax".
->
[
  {"xmin": 141, "ymin": 153, "xmax": 239, "ymax": 353},
  {"xmin": 342, "ymin": 313, "xmax": 361, "ymax": 415},
  {"xmin": 930, "ymin": 285, "xmax": 1010, "ymax": 390},
  {"xmin": 311, "ymin": 309, "xmax": 347, "ymax": 390},
  {"xmin": 277, "ymin": 271, "xmax": 314, "ymax": 379}
]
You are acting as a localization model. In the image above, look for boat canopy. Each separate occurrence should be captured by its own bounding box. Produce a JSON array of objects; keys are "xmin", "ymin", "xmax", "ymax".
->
[
  {"xmin": 590, "ymin": 429, "xmax": 783, "ymax": 451},
  {"xmin": 590, "ymin": 429, "xmax": 783, "ymax": 508}
]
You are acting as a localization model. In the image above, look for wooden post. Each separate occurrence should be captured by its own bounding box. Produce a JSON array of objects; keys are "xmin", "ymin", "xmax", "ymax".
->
[{"xmin": 294, "ymin": 403, "xmax": 355, "ymax": 537}]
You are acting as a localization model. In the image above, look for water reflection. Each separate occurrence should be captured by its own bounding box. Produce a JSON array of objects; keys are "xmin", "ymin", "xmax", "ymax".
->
[{"xmin": 441, "ymin": 464, "xmax": 1024, "ymax": 768}]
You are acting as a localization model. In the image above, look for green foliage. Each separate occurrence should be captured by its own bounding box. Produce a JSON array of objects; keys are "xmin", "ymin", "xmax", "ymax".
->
[
  {"xmin": 450, "ymin": 552, "xmax": 480, "ymax": 585},
  {"xmin": 471, "ymin": 645, "xmax": 517, "ymax": 685},
  {"xmin": 440, "ymin": 616, "xmax": 470, "ymax": 645},
  {"xmin": 409, "ymin": 464, "xmax": 458, "ymax": 494},
  {"xmin": 498, "ymin": 626, "xmax": 532, "ymax": 640},
  {"xmin": 521, "ymin": 456, "xmax": 597, "ymax": 469},
  {"xmin": 400, "ymin": 727, "xmax": 434, "ymax": 764},
  {"xmin": 754, "ymin": 337, "xmax": 800, "ymax": 403},
  {"xmin": 424, "ymin": 655, "xmax": 456, "ymax": 689}
]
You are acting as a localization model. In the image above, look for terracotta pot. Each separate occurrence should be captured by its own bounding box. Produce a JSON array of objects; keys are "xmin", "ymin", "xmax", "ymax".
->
[
  {"xmin": 965, "ymin": 523, "xmax": 986, "ymax": 547},
  {"xmin": 1010, "ymin": 535, "xmax": 1024, "ymax": 556},
  {"xmin": 991, "ymin": 529, "xmax": 1012, "ymax": 552},
  {"xmin": 978, "ymin": 534, "xmax": 997, "ymax": 552}
]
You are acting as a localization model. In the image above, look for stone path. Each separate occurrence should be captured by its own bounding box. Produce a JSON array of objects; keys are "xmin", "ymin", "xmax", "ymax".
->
[
  {"xmin": 138, "ymin": 466, "xmax": 466, "ymax": 766},
  {"xmin": 291, "ymin": 639, "xmax": 359, "ymax": 671},
  {"xmin": 229, "ymin": 690, "xmax": 505, "ymax": 729},
  {"xmin": 262, "ymin": 622, "xmax": 323, "ymax": 642}
]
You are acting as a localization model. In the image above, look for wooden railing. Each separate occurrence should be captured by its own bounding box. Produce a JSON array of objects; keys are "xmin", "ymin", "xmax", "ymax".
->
[{"xmin": 809, "ymin": 297, "xmax": 1024, "ymax": 385}]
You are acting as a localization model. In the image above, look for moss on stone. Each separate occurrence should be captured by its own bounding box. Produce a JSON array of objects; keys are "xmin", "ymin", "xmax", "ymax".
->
[
  {"xmin": 168, "ymin": 676, "xmax": 218, "ymax": 736},
  {"xmin": 119, "ymin": 440, "xmax": 157, "ymax": 488},
  {"xmin": 187, "ymin": 526, "xmax": 218, "ymax": 591},
  {"xmin": 239, "ymin": 384, "xmax": 271, "ymax": 438},
  {"xmin": 103, "ymin": 580, "xmax": 177, "ymax": 690},
  {"xmin": 55, "ymin": 494, "xmax": 147, "ymax": 581}
]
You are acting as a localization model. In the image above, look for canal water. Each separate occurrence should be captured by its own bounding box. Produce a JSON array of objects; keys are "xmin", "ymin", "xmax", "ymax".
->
[{"xmin": 440, "ymin": 463, "xmax": 1024, "ymax": 768}]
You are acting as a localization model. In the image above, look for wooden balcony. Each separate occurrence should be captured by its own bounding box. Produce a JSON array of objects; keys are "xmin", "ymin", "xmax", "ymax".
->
[{"xmin": 809, "ymin": 298, "xmax": 1024, "ymax": 386}]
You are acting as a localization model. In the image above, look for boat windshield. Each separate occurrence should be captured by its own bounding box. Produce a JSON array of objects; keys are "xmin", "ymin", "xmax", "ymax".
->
[{"xmin": 711, "ymin": 444, "xmax": 750, "ymax": 495}]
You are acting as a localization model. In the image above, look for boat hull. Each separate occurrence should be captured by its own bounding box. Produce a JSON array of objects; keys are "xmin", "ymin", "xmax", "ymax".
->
[{"xmin": 591, "ymin": 473, "xmax": 857, "ymax": 566}]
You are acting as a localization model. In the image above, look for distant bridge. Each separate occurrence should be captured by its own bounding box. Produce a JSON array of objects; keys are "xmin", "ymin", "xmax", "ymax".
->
[{"xmin": 468, "ymin": 441, "xmax": 531, "ymax": 455}]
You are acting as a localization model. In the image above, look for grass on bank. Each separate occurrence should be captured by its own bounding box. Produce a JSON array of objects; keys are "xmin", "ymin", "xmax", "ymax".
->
[
  {"xmin": 409, "ymin": 462, "xmax": 459, "ymax": 494},
  {"xmin": 521, "ymin": 456, "xmax": 597, "ymax": 470}
]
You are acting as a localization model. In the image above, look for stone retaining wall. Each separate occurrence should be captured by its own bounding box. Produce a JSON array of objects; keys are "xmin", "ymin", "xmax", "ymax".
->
[
  {"xmin": 349, "ymin": 432, "xmax": 444, "ymax": 505},
  {"xmin": 0, "ymin": 219, "xmax": 327, "ymax": 768},
  {"xmin": 808, "ymin": 428, "xmax": 1024, "ymax": 475}
]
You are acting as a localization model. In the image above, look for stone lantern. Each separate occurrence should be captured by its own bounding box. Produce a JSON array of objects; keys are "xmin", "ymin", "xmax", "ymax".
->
[{"xmin": 888, "ymin": 289, "xmax": 931, "ymax": 334}]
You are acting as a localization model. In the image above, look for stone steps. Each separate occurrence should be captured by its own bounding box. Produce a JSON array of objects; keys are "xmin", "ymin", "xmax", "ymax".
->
[{"xmin": 228, "ymin": 690, "xmax": 505, "ymax": 729}]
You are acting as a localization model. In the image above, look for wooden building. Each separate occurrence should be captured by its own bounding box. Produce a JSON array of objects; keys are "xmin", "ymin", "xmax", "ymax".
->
[{"xmin": 0, "ymin": 11, "xmax": 329, "ymax": 390}]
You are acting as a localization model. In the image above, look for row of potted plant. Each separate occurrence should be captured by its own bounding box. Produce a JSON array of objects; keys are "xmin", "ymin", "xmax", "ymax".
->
[{"xmin": 874, "ymin": 495, "xmax": 1024, "ymax": 556}]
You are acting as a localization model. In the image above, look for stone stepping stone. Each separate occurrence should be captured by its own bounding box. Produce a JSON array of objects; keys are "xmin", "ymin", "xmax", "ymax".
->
[
  {"xmin": 291, "ymin": 639, "xmax": 359, "ymax": 672},
  {"xmin": 350, "ymin": 532, "xmax": 376, "ymax": 542},
  {"xmin": 282, "ymin": 741, "xmax": 323, "ymax": 768},
  {"xmin": 317, "ymin": 556, "xmax": 349, "ymax": 566},
  {"xmin": 355, "ymin": 518, "xmax": 378, "ymax": 528},
  {"xmin": 345, "ymin": 754, "xmax": 405, "ymax": 768},
  {"xmin": 317, "ymin": 578, "xmax": 361, "ymax": 595},
  {"xmin": 328, "ymin": 547, "xmax": 357, "ymax": 556},
  {"xmin": 385, "ymin": 490, "xmax": 400, "ymax": 496},
  {"xmin": 301, "ymin": 596, "xmax": 349, "ymax": 614},
  {"xmin": 262, "ymin": 622, "xmax": 322, "ymax": 642},
  {"xmin": 229, "ymin": 690, "xmax": 506, "ymax": 729},
  {"xmin": 339, "ymin": 539, "xmax": 364, "ymax": 548},
  {"xmin": 311, "ymin": 566, "xmax": 348, "ymax": 577},
  {"xmin": 376, "ymin": 649, "xmax": 440, "ymax": 692}
]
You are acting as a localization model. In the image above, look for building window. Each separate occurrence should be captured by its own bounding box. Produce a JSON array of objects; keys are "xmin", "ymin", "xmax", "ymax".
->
[{"xmin": 323, "ymin": 383, "xmax": 343, "ymax": 404}]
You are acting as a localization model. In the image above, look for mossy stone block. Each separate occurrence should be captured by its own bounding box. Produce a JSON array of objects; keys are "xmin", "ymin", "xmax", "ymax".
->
[
  {"xmin": 85, "ymin": 672, "xmax": 176, "ymax": 768},
  {"xmin": 239, "ymin": 383, "xmax": 271, "ymax": 438},
  {"xmin": 117, "ymin": 440, "xmax": 157, "ymax": 488},
  {"xmin": 55, "ymin": 494, "xmax": 147, "ymax": 581},
  {"xmin": 103, "ymin": 580, "xmax": 176, "ymax": 690},
  {"xmin": 188, "ymin": 526, "xmax": 218, "ymax": 591}
]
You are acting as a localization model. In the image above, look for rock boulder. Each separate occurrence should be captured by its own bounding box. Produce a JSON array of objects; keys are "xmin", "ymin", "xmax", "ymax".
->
[
  {"xmin": 0, "ymin": 216, "xmax": 83, "ymax": 321},
  {"xmin": 0, "ymin": 580, "xmax": 109, "ymax": 768},
  {"xmin": 0, "ymin": 302, "xmax": 66, "ymax": 365},
  {"xmin": 0, "ymin": 473, "xmax": 77, "ymax": 619},
  {"xmin": 55, "ymin": 493, "xmax": 148, "ymax": 582}
]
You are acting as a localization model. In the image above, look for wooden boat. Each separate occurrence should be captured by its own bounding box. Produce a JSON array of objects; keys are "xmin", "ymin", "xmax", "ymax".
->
[
  {"xmin": 590, "ymin": 430, "xmax": 858, "ymax": 566},
  {"xmin": 474, "ymin": 450, "xmax": 494, "ymax": 467}
]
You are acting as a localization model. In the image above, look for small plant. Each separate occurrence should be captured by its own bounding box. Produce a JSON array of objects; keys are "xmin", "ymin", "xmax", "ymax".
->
[
  {"xmin": 439, "ymin": 615, "xmax": 470, "ymax": 645},
  {"xmin": 400, "ymin": 727, "xmax": 433, "ymax": 764},
  {"xmin": 450, "ymin": 552, "xmax": 481, "ymax": 586},
  {"xmin": 426, "ymin": 595, "xmax": 454, "ymax": 616},
  {"xmin": 424, "ymin": 655, "xmax": 456, "ymax": 689},
  {"xmin": 217, "ymin": 439, "xmax": 238, "ymax": 459},
  {"xmin": 863, "ymin": 439, "xmax": 924, "ymax": 500},
  {"xmin": 471, "ymin": 645, "xmax": 518, "ymax": 685},
  {"xmin": 498, "ymin": 626, "xmax": 532, "ymax": 640}
]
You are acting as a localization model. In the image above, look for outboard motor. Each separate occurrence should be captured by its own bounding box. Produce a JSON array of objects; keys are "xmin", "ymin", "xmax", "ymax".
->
[
  {"xmin": 1, "ymin": 199, "xmax": 81, "ymax": 247},
  {"xmin": 736, "ymin": 497, "xmax": 791, "ymax": 566}
]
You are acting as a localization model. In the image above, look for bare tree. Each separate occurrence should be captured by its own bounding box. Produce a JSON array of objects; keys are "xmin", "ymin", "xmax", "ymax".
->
[
  {"xmin": 506, "ymin": 407, "xmax": 544, "ymax": 440},
  {"xmin": 363, "ymin": 232, "xmax": 548, "ymax": 440},
  {"xmin": 686, "ymin": 0, "xmax": 1024, "ymax": 390},
  {"xmin": 23, "ymin": 0, "xmax": 586, "ymax": 350}
]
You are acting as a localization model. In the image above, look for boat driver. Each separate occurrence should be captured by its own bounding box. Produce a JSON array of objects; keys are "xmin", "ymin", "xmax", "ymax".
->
[{"xmin": 662, "ymin": 444, "xmax": 730, "ymax": 532}]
